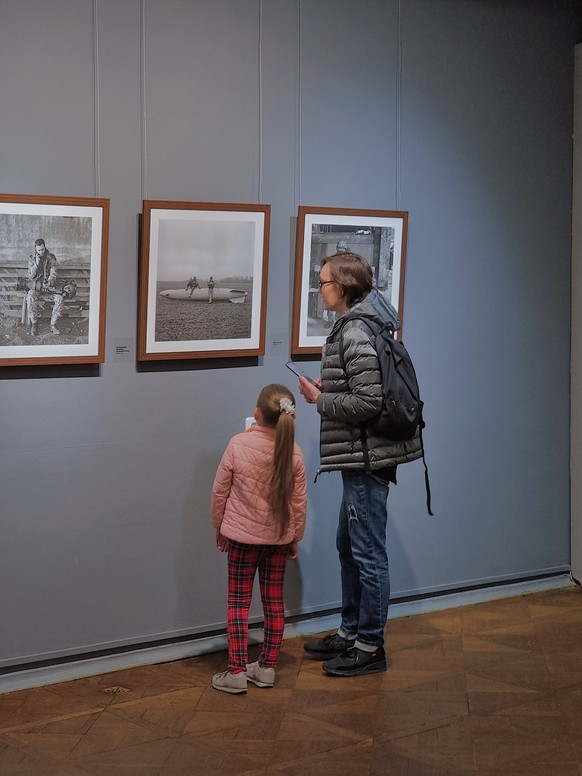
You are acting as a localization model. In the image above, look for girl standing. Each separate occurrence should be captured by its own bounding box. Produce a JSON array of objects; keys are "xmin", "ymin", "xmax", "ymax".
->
[{"xmin": 211, "ymin": 384, "xmax": 307, "ymax": 694}]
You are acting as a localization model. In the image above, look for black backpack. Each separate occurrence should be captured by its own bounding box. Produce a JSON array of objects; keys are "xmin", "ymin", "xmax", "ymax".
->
[{"xmin": 339, "ymin": 317, "xmax": 433, "ymax": 515}]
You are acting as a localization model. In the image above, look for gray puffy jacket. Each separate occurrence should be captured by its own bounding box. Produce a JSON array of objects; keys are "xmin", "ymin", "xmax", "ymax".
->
[{"xmin": 316, "ymin": 300, "xmax": 422, "ymax": 473}]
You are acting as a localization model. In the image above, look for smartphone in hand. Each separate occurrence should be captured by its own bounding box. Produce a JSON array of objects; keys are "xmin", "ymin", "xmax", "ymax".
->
[{"xmin": 285, "ymin": 361, "xmax": 316, "ymax": 385}]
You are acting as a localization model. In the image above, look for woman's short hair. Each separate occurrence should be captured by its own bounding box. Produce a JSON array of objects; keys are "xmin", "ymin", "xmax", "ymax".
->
[{"xmin": 322, "ymin": 252, "xmax": 373, "ymax": 308}]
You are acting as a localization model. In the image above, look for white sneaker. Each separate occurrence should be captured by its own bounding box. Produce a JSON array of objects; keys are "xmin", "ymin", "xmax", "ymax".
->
[
  {"xmin": 211, "ymin": 670, "xmax": 247, "ymax": 694},
  {"xmin": 246, "ymin": 661, "xmax": 275, "ymax": 688}
]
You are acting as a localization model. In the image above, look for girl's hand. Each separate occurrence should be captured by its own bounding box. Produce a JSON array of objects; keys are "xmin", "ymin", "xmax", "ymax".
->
[
  {"xmin": 299, "ymin": 375, "xmax": 321, "ymax": 405},
  {"xmin": 216, "ymin": 529, "xmax": 228, "ymax": 552},
  {"xmin": 288, "ymin": 541, "xmax": 298, "ymax": 560}
]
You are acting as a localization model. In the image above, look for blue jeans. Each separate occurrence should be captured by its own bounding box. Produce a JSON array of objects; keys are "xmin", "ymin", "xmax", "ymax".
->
[{"xmin": 336, "ymin": 471, "xmax": 390, "ymax": 649}]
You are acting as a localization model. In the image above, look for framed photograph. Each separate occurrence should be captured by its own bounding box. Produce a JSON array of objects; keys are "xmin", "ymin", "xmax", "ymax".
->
[
  {"xmin": 291, "ymin": 206, "xmax": 408, "ymax": 355},
  {"xmin": 0, "ymin": 194, "xmax": 109, "ymax": 367},
  {"xmin": 138, "ymin": 201, "xmax": 270, "ymax": 361}
]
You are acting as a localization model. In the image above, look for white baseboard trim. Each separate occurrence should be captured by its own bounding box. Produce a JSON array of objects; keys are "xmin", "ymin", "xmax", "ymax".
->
[{"xmin": 0, "ymin": 573, "xmax": 573, "ymax": 696}]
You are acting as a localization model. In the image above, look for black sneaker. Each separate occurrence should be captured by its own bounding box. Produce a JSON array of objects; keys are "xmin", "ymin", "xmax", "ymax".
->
[
  {"xmin": 303, "ymin": 633, "xmax": 356, "ymax": 660},
  {"xmin": 323, "ymin": 646, "xmax": 387, "ymax": 676}
]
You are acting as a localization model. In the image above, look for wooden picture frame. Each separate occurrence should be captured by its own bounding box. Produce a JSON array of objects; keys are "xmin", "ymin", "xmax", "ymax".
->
[
  {"xmin": 291, "ymin": 206, "xmax": 408, "ymax": 355},
  {"xmin": 0, "ymin": 194, "xmax": 109, "ymax": 367},
  {"xmin": 138, "ymin": 200, "xmax": 270, "ymax": 361}
]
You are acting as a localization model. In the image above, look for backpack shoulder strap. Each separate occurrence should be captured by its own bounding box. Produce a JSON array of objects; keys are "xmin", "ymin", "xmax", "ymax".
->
[{"xmin": 419, "ymin": 421, "xmax": 433, "ymax": 516}]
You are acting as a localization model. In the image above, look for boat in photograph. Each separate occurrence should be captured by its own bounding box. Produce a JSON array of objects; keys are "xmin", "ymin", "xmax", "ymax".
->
[{"xmin": 158, "ymin": 288, "xmax": 247, "ymax": 303}]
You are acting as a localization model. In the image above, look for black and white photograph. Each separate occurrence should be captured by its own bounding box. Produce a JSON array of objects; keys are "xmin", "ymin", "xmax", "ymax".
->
[
  {"xmin": 291, "ymin": 206, "xmax": 408, "ymax": 355},
  {"xmin": 138, "ymin": 201, "xmax": 270, "ymax": 361},
  {"xmin": 0, "ymin": 194, "xmax": 109, "ymax": 367}
]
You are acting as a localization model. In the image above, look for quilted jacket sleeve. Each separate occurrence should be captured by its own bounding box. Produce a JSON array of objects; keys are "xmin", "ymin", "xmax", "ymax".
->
[
  {"xmin": 290, "ymin": 450, "xmax": 308, "ymax": 542},
  {"xmin": 316, "ymin": 320, "xmax": 383, "ymax": 425},
  {"xmin": 210, "ymin": 440, "xmax": 235, "ymax": 529}
]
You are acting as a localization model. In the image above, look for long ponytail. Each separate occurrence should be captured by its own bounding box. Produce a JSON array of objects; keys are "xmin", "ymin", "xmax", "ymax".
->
[{"xmin": 256, "ymin": 384, "xmax": 296, "ymax": 535}]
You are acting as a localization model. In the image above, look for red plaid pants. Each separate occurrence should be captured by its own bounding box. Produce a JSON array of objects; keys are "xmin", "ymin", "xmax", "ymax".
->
[{"xmin": 226, "ymin": 540, "xmax": 289, "ymax": 673}]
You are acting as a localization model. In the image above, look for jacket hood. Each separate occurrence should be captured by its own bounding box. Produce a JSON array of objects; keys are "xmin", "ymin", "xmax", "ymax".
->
[
  {"xmin": 365, "ymin": 288, "xmax": 401, "ymax": 331},
  {"xmin": 329, "ymin": 298, "xmax": 386, "ymax": 339}
]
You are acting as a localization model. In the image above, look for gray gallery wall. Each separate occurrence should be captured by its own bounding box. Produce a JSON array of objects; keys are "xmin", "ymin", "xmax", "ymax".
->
[{"xmin": 0, "ymin": 0, "xmax": 579, "ymax": 670}]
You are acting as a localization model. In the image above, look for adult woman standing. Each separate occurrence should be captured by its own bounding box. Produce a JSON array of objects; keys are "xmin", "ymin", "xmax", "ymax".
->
[{"xmin": 298, "ymin": 253, "xmax": 421, "ymax": 676}]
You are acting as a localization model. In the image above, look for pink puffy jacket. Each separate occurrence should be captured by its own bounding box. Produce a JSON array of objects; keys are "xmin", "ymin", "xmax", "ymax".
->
[{"xmin": 211, "ymin": 424, "xmax": 307, "ymax": 545}]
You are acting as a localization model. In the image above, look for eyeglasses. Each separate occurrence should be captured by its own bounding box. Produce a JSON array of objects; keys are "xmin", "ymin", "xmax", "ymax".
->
[{"xmin": 317, "ymin": 279, "xmax": 335, "ymax": 289}]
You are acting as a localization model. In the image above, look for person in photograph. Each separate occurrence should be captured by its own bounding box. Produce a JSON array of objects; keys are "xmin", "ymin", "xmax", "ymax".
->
[
  {"xmin": 296, "ymin": 252, "xmax": 422, "ymax": 677},
  {"xmin": 210, "ymin": 384, "xmax": 307, "ymax": 694},
  {"xmin": 322, "ymin": 239, "xmax": 349, "ymax": 328},
  {"xmin": 27, "ymin": 238, "xmax": 63, "ymax": 336},
  {"xmin": 207, "ymin": 276, "xmax": 215, "ymax": 303},
  {"xmin": 185, "ymin": 276, "xmax": 199, "ymax": 296}
]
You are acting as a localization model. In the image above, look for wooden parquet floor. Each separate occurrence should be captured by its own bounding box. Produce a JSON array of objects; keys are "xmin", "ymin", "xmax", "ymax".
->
[{"xmin": 0, "ymin": 585, "xmax": 581, "ymax": 775}]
